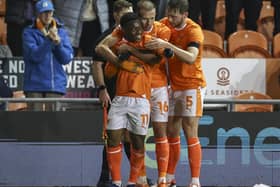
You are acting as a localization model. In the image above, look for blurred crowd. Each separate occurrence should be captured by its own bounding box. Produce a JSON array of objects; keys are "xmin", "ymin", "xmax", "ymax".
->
[{"xmin": 1, "ymin": 0, "xmax": 279, "ymax": 57}]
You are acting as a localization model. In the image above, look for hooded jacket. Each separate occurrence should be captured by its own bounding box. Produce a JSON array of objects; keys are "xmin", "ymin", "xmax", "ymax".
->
[{"xmin": 22, "ymin": 18, "xmax": 73, "ymax": 94}]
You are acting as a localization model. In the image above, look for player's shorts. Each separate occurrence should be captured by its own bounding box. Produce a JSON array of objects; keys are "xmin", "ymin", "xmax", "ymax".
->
[
  {"xmin": 107, "ymin": 96, "xmax": 151, "ymax": 135},
  {"xmin": 151, "ymin": 86, "xmax": 169, "ymax": 122},
  {"xmin": 169, "ymin": 87, "xmax": 206, "ymax": 117}
]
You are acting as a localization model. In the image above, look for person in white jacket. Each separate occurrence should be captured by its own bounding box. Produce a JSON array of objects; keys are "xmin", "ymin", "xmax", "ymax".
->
[{"xmin": 54, "ymin": 0, "xmax": 113, "ymax": 56}]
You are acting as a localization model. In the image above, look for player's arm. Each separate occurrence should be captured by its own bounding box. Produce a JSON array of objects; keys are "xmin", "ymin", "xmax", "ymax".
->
[
  {"xmin": 95, "ymin": 34, "xmax": 120, "ymax": 66},
  {"xmin": 92, "ymin": 60, "xmax": 111, "ymax": 107},
  {"xmin": 92, "ymin": 61, "xmax": 106, "ymax": 88},
  {"xmin": 118, "ymin": 43, "xmax": 161, "ymax": 65},
  {"xmin": 144, "ymin": 38, "xmax": 199, "ymax": 64}
]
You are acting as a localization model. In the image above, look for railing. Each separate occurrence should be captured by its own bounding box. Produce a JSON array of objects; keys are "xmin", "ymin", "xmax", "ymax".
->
[
  {"xmin": 0, "ymin": 98, "xmax": 101, "ymax": 111},
  {"xmin": 1, "ymin": 98, "xmax": 280, "ymax": 111}
]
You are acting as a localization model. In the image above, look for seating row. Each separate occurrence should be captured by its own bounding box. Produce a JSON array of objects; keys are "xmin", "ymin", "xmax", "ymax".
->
[{"xmin": 203, "ymin": 29, "xmax": 280, "ymax": 58}]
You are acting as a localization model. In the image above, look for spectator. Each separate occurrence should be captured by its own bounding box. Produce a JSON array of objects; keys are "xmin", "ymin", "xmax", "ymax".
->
[
  {"xmin": 22, "ymin": 0, "xmax": 73, "ymax": 111},
  {"xmin": 152, "ymin": 0, "xmax": 169, "ymax": 20},
  {"xmin": 188, "ymin": 0, "xmax": 217, "ymax": 31},
  {"xmin": 5, "ymin": 0, "xmax": 36, "ymax": 56},
  {"xmin": 224, "ymin": 0, "xmax": 263, "ymax": 39},
  {"xmin": 54, "ymin": 0, "xmax": 113, "ymax": 56},
  {"xmin": 0, "ymin": 44, "xmax": 12, "ymax": 58},
  {"xmin": 272, "ymin": 0, "xmax": 280, "ymax": 35},
  {"xmin": 53, "ymin": 0, "xmax": 84, "ymax": 54}
]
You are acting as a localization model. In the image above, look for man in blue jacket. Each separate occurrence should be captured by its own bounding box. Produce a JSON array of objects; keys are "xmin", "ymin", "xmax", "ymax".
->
[{"xmin": 22, "ymin": 0, "xmax": 74, "ymax": 111}]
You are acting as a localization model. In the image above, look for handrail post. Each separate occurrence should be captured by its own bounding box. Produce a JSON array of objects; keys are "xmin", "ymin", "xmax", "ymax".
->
[
  {"xmin": 5, "ymin": 101, "xmax": 8, "ymax": 111},
  {"xmin": 55, "ymin": 101, "xmax": 60, "ymax": 111},
  {"xmin": 227, "ymin": 103, "xmax": 233, "ymax": 112}
]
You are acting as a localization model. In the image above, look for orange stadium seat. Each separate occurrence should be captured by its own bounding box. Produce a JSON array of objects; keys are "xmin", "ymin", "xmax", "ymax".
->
[
  {"xmin": 273, "ymin": 33, "xmax": 280, "ymax": 57},
  {"xmin": 258, "ymin": 1, "xmax": 274, "ymax": 41},
  {"xmin": 0, "ymin": 16, "xmax": 7, "ymax": 45},
  {"xmin": 214, "ymin": 0, "xmax": 245, "ymax": 38},
  {"xmin": 239, "ymin": 1, "xmax": 274, "ymax": 41},
  {"xmin": 0, "ymin": 0, "xmax": 5, "ymax": 16},
  {"xmin": 202, "ymin": 29, "xmax": 227, "ymax": 58},
  {"xmin": 214, "ymin": 0, "xmax": 226, "ymax": 38},
  {"xmin": 233, "ymin": 92, "xmax": 273, "ymax": 112},
  {"xmin": 228, "ymin": 30, "xmax": 271, "ymax": 58}
]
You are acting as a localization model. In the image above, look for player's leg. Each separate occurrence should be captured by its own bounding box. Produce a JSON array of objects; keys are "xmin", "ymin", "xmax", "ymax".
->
[
  {"xmin": 126, "ymin": 97, "xmax": 150, "ymax": 186},
  {"xmin": 106, "ymin": 96, "xmax": 130, "ymax": 187},
  {"xmin": 182, "ymin": 116, "xmax": 201, "ymax": 187},
  {"xmin": 151, "ymin": 87, "xmax": 169, "ymax": 185},
  {"xmin": 181, "ymin": 87, "xmax": 205, "ymax": 187},
  {"xmin": 166, "ymin": 89, "xmax": 183, "ymax": 186}
]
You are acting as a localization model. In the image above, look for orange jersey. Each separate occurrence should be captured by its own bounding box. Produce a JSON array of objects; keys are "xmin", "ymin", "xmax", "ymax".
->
[
  {"xmin": 112, "ymin": 22, "xmax": 171, "ymax": 88},
  {"xmin": 114, "ymin": 35, "xmax": 157, "ymax": 99},
  {"xmin": 161, "ymin": 18, "xmax": 207, "ymax": 90},
  {"xmin": 144, "ymin": 21, "xmax": 171, "ymax": 88},
  {"xmin": 111, "ymin": 25, "xmax": 123, "ymax": 41}
]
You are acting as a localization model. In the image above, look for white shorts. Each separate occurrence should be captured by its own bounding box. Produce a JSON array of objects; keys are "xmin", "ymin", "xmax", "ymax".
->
[
  {"xmin": 107, "ymin": 96, "xmax": 151, "ymax": 135},
  {"xmin": 151, "ymin": 86, "xmax": 169, "ymax": 122},
  {"xmin": 169, "ymin": 87, "xmax": 206, "ymax": 117}
]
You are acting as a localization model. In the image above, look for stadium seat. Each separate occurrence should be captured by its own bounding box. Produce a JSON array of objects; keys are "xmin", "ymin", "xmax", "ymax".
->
[
  {"xmin": 228, "ymin": 30, "xmax": 271, "ymax": 58},
  {"xmin": 239, "ymin": 1, "xmax": 274, "ymax": 41},
  {"xmin": 0, "ymin": 0, "xmax": 5, "ymax": 16},
  {"xmin": 8, "ymin": 91, "xmax": 27, "ymax": 111},
  {"xmin": 214, "ymin": 0, "xmax": 244, "ymax": 38},
  {"xmin": 258, "ymin": 1, "xmax": 274, "ymax": 41},
  {"xmin": 214, "ymin": 0, "xmax": 226, "ymax": 38},
  {"xmin": 273, "ymin": 33, "xmax": 280, "ymax": 57},
  {"xmin": 202, "ymin": 30, "xmax": 227, "ymax": 58},
  {"xmin": 0, "ymin": 17, "xmax": 7, "ymax": 45},
  {"xmin": 233, "ymin": 92, "xmax": 273, "ymax": 112}
]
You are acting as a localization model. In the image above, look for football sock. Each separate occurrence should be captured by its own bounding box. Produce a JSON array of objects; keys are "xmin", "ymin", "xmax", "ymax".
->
[
  {"xmin": 107, "ymin": 144, "xmax": 122, "ymax": 182},
  {"xmin": 167, "ymin": 136, "xmax": 181, "ymax": 174},
  {"xmin": 187, "ymin": 137, "xmax": 201, "ymax": 178},
  {"xmin": 128, "ymin": 148, "xmax": 145, "ymax": 184},
  {"xmin": 155, "ymin": 137, "xmax": 169, "ymax": 179}
]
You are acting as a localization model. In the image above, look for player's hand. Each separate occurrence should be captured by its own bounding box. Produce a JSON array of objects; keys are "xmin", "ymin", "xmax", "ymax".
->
[
  {"xmin": 145, "ymin": 37, "xmax": 168, "ymax": 49},
  {"xmin": 99, "ymin": 89, "xmax": 111, "ymax": 108},
  {"xmin": 118, "ymin": 43, "xmax": 132, "ymax": 54}
]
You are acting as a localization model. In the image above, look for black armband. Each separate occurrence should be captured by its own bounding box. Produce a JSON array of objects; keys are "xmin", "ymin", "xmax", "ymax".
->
[{"xmin": 187, "ymin": 42, "xmax": 200, "ymax": 49}]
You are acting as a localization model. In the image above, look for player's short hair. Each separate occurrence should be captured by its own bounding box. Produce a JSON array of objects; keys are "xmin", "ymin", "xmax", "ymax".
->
[
  {"xmin": 113, "ymin": 0, "xmax": 133, "ymax": 13},
  {"xmin": 168, "ymin": 0, "xmax": 189, "ymax": 14},
  {"xmin": 137, "ymin": 0, "xmax": 155, "ymax": 12},
  {"xmin": 120, "ymin": 12, "xmax": 140, "ymax": 29}
]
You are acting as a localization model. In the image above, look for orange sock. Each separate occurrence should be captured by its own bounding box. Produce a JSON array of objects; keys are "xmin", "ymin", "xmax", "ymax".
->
[
  {"xmin": 107, "ymin": 144, "xmax": 122, "ymax": 182},
  {"xmin": 128, "ymin": 148, "xmax": 145, "ymax": 183},
  {"xmin": 187, "ymin": 137, "xmax": 202, "ymax": 178},
  {"xmin": 156, "ymin": 137, "xmax": 169, "ymax": 178},
  {"xmin": 138, "ymin": 162, "xmax": 146, "ymax": 177},
  {"xmin": 167, "ymin": 136, "xmax": 180, "ymax": 174}
]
